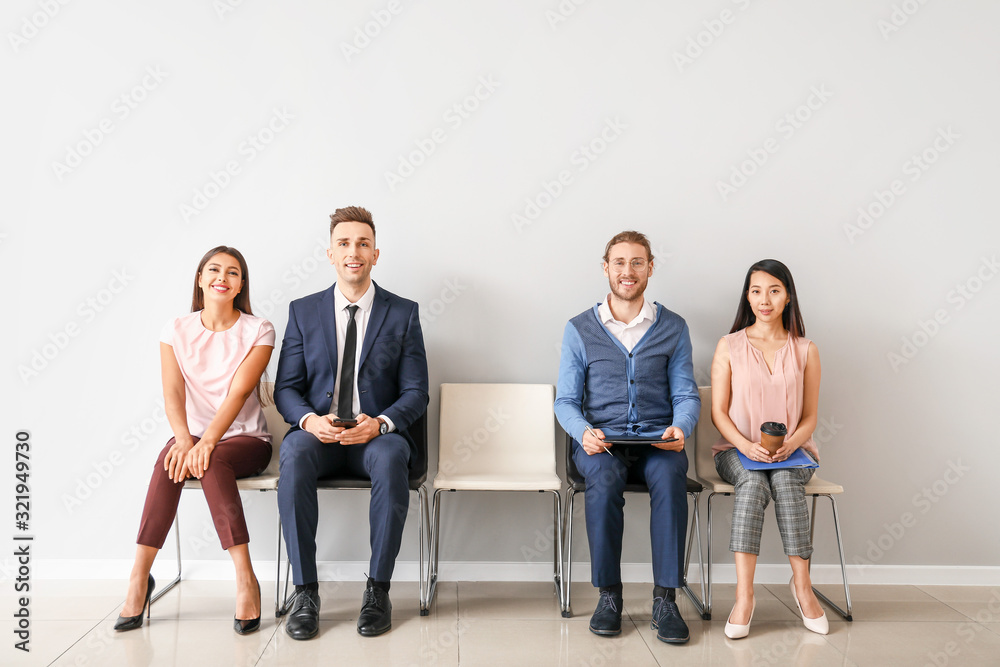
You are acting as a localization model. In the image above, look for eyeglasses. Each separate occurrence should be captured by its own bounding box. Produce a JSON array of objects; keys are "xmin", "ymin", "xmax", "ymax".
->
[{"xmin": 609, "ymin": 258, "xmax": 649, "ymax": 271}]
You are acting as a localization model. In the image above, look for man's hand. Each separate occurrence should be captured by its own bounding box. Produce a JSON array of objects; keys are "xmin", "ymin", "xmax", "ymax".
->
[
  {"xmin": 335, "ymin": 413, "xmax": 380, "ymax": 446},
  {"xmin": 580, "ymin": 427, "xmax": 609, "ymax": 456},
  {"xmin": 653, "ymin": 426, "xmax": 686, "ymax": 452},
  {"xmin": 303, "ymin": 414, "xmax": 346, "ymax": 444}
]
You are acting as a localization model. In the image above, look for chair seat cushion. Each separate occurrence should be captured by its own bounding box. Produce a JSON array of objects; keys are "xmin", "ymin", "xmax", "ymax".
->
[
  {"xmin": 695, "ymin": 472, "xmax": 843, "ymax": 495},
  {"xmin": 184, "ymin": 473, "xmax": 279, "ymax": 491},
  {"xmin": 432, "ymin": 472, "xmax": 562, "ymax": 491}
]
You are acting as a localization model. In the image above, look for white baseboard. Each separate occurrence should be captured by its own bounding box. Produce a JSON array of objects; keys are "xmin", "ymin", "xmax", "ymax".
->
[{"xmin": 28, "ymin": 559, "xmax": 1000, "ymax": 586}]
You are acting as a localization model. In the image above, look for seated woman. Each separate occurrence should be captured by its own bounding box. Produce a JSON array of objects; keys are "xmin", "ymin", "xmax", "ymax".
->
[
  {"xmin": 116, "ymin": 246, "xmax": 274, "ymax": 635},
  {"xmin": 710, "ymin": 259, "xmax": 828, "ymax": 639}
]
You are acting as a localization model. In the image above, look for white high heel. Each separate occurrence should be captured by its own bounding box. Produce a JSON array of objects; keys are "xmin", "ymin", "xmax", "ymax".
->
[
  {"xmin": 789, "ymin": 578, "xmax": 829, "ymax": 635},
  {"xmin": 724, "ymin": 599, "xmax": 756, "ymax": 639}
]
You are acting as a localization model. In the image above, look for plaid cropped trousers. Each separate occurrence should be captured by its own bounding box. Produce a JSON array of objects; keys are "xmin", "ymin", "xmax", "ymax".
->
[{"xmin": 714, "ymin": 448, "xmax": 815, "ymax": 558}]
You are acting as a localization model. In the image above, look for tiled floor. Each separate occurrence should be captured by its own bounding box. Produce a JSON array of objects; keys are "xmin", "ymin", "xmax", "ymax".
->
[{"xmin": 7, "ymin": 580, "xmax": 1000, "ymax": 666}]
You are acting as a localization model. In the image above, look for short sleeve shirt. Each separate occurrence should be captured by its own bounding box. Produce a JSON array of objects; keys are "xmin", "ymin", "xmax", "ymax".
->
[{"xmin": 160, "ymin": 311, "xmax": 275, "ymax": 442}]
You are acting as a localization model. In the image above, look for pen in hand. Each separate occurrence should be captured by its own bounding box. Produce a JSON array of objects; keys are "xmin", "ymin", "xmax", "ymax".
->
[{"xmin": 585, "ymin": 426, "xmax": 613, "ymax": 457}]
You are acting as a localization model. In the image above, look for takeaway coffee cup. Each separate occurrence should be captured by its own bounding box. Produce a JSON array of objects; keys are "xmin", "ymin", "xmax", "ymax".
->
[{"xmin": 760, "ymin": 422, "xmax": 787, "ymax": 455}]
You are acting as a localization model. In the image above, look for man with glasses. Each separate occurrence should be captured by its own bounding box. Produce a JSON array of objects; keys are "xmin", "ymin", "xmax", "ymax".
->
[{"xmin": 554, "ymin": 230, "xmax": 700, "ymax": 644}]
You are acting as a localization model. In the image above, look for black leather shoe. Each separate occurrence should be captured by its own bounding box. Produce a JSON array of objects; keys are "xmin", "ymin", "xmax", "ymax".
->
[
  {"xmin": 285, "ymin": 588, "xmax": 321, "ymax": 640},
  {"xmin": 357, "ymin": 580, "xmax": 392, "ymax": 637},
  {"xmin": 589, "ymin": 589, "xmax": 623, "ymax": 636},
  {"xmin": 115, "ymin": 574, "xmax": 154, "ymax": 632},
  {"xmin": 651, "ymin": 597, "xmax": 689, "ymax": 644}
]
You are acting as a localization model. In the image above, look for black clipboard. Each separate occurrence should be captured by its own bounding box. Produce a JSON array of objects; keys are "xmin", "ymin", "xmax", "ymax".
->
[{"xmin": 602, "ymin": 436, "xmax": 678, "ymax": 445}]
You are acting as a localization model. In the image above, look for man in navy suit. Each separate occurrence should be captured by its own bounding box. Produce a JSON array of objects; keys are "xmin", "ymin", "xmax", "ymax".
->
[{"xmin": 275, "ymin": 206, "xmax": 429, "ymax": 640}]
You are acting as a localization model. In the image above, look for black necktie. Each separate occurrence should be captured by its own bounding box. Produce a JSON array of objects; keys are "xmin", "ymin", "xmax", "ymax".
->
[{"xmin": 336, "ymin": 305, "xmax": 359, "ymax": 419}]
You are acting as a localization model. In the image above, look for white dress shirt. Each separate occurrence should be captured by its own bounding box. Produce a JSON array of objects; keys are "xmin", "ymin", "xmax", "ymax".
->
[
  {"xmin": 297, "ymin": 282, "xmax": 395, "ymax": 432},
  {"xmin": 597, "ymin": 296, "xmax": 655, "ymax": 352}
]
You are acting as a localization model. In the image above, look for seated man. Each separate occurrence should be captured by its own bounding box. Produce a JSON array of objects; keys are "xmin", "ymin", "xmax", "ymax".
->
[
  {"xmin": 275, "ymin": 206, "xmax": 428, "ymax": 639},
  {"xmin": 554, "ymin": 230, "xmax": 700, "ymax": 644}
]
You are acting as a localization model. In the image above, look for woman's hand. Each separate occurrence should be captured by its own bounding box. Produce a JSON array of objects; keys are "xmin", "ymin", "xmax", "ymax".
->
[
  {"xmin": 184, "ymin": 439, "xmax": 217, "ymax": 479},
  {"xmin": 739, "ymin": 441, "xmax": 774, "ymax": 464},
  {"xmin": 771, "ymin": 440, "xmax": 800, "ymax": 463},
  {"xmin": 165, "ymin": 438, "xmax": 195, "ymax": 482}
]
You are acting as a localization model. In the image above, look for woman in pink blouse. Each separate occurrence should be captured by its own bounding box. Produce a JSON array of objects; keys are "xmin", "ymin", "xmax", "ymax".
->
[
  {"xmin": 116, "ymin": 246, "xmax": 274, "ymax": 635},
  {"xmin": 710, "ymin": 259, "xmax": 828, "ymax": 638}
]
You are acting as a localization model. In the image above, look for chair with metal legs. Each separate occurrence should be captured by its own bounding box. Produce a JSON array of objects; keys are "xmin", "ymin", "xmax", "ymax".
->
[
  {"xmin": 151, "ymin": 384, "xmax": 291, "ymax": 617},
  {"xmin": 693, "ymin": 385, "xmax": 853, "ymax": 621},
  {"xmin": 424, "ymin": 383, "xmax": 564, "ymax": 613},
  {"xmin": 561, "ymin": 433, "xmax": 709, "ymax": 619},
  {"xmin": 275, "ymin": 410, "xmax": 430, "ymax": 615}
]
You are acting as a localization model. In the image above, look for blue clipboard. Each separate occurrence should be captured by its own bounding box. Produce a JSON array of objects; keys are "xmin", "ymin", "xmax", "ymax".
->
[{"xmin": 737, "ymin": 448, "xmax": 818, "ymax": 471}]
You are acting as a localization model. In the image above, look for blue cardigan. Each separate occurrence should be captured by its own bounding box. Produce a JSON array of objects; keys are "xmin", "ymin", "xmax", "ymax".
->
[{"xmin": 554, "ymin": 302, "xmax": 700, "ymax": 444}]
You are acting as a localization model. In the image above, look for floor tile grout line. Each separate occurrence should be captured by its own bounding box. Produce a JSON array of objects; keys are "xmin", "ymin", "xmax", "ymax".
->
[{"xmin": 45, "ymin": 617, "xmax": 106, "ymax": 667}]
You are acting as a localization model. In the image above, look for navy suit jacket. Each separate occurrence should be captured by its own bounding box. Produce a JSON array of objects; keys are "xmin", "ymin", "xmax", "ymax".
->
[{"xmin": 274, "ymin": 281, "xmax": 429, "ymax": 457}]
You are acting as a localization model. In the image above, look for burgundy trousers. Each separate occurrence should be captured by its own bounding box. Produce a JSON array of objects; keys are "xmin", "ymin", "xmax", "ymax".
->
[{"xmin": 136, "ymin": 436, "xmax": 271, "ymax": 550}]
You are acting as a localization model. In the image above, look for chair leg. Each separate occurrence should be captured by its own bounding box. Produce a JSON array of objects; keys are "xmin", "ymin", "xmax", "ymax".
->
[
  {"xmin": 418, "ymin": 485, "xmax": 430, "ymax": 616},
  {"xmin": 274, "ymin": 510, "xmax": 295, "ymax": 617},
  {"xmin": 809, "ymin": 494, "xmax": 853, "ymax": 621},
  {"xmin": 562, "ymin": 488, "xmax": 576, "ymax": 618},
  {"xmin": 706, "ymin": 492, "xmax": 720, "ymax": 618},
  {"xmin": 425, "ymin": 488, "xmax": 446, "ymax": 613},
  {"xmin": 151, "ymin": 514, "xmax": 182, "ymax": 605},
  {"xmin": 681, "ymin": 491, "xmax": 710, "ymax": 619},
  {"xmin": 546, "ymin": 490, "xmax": 565, "ymax": 612}
]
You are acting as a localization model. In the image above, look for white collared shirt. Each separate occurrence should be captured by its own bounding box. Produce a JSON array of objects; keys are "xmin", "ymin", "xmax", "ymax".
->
[
  {"xmin": 598, "ymin": 296, "xmax": 655, "ymax": 352},
  {"xmin": 297, "ymin": 282, "xmax": 394, "ymax": 432}
]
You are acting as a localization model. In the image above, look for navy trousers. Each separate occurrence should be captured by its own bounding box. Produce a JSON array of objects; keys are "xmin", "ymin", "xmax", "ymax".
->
[
  {"xmin": 572, "ymin": 442, "xmax": 688, "ymax": 588},
  {"xmin": 278, "ymin": 429, "xmax": 411, "ymax": 585}
]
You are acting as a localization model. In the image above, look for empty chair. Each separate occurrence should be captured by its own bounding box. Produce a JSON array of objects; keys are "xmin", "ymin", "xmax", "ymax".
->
[{"xmin": 425, "ymin": 383, "xmax": 564, "ymax": 611}]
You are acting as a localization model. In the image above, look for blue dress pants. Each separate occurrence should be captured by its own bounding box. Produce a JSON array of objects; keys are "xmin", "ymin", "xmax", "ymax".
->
[
  {"xmin": 572, "ymin": 441, "xmax": 688, "ymax": 588},
  {"xmin": 278, "ymin": 428, "xmax": 410, "ymax": 585}
]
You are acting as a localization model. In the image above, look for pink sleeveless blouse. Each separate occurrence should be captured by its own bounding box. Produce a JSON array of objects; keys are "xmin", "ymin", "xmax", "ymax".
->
[{"xmin": 712, "ymin": 328, "xmax": 819, "ymax": 459}]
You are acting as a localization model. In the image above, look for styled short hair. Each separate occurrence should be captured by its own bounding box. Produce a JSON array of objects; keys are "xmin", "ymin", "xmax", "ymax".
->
[
  {"xmin": 329, "ymin": 206, "xmax": 375, "ymax": 239},
  {"xmin": 729, "ymin": 259, "xmax": 806, "ymax": 337},
  {"xmin": 603, "ymin": 230, "xmax": 655, "ymax": 264}
]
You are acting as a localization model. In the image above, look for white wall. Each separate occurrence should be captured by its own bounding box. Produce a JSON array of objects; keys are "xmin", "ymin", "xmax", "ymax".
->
[{"xmin": 3, "ymin": 0, "xmax": 998, "ymax": 582}]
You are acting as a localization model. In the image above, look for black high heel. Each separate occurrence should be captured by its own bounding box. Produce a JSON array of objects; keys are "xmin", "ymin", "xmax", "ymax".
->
[
  {"xmin": 234, "ymin": 576, "xmax": 261, "ymax": 635},
  {"xmin": 115, "ymin": 574, "xmax": 155, "ymax": 632}
]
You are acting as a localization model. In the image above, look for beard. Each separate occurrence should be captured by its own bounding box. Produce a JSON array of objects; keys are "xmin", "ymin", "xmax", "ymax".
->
[{"xmin": 608, "ymin": 274, "xmax": 646, "ymax": 302}]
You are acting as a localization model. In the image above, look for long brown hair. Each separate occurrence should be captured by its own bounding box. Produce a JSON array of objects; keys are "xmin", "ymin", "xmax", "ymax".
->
[
  {"xmin": 189, "ymin": 246, "xmax": 270, "ymax": 405},
  {"xmin": 729, "ymin": 259, "xmax": 806, "ymax": 337}
]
